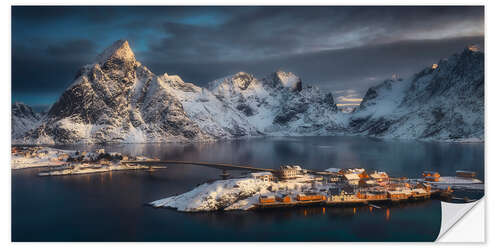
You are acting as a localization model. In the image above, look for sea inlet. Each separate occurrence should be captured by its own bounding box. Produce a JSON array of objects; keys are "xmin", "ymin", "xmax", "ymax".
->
[{"xmin": 12, "ymin": 136, "xmax": 484, "ymax": 241}]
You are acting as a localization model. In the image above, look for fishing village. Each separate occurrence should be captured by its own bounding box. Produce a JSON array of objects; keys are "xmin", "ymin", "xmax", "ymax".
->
[
  {"xmin": 250, "ymin": 167, "xmax": 472, "ymax": 209},
  {"xmin": 11, "ymin": 146, "xmax": 483, "ymax": 212},
  {"xmin": 148, "ymin": 161, "xmax": 483, "ymax": 212}
]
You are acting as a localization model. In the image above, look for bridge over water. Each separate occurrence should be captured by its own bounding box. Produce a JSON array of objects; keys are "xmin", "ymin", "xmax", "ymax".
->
[{"xmin": 122, "ymin": 160, "xmax": 277, "ymax": 173}]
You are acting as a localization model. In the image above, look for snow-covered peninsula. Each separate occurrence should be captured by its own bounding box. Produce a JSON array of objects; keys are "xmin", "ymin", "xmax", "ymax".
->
[{"xmin": 151, "ymin": 166, "xmax": 483, "ymax": 212}]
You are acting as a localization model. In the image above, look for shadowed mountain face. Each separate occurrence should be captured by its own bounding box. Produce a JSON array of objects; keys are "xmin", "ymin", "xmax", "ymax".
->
[
  {"xmin": 11, "ymin": 40, "xmax": 484, "ymax": 144},
  {"xmin": 11, "ymin": 102, "xmax": 40, "ymax": 139},
  {"xmin": 350, "ymin": 46, "xmax": 484, "ymax": 141}
]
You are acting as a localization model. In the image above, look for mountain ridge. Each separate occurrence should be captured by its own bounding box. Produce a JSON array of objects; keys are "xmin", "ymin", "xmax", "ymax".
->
[
  {"xmin": 350, "ymin": 46, "xmax": 484, "ymax": 141},
  {"xmin": 12, "ymin": 40, "xmax": 484, "ymax": 144}
]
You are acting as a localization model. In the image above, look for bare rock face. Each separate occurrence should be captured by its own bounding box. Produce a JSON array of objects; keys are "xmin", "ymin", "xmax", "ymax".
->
[{"xmin": 350, "ymin": 47, "xmax": 484, "ymax": 141}]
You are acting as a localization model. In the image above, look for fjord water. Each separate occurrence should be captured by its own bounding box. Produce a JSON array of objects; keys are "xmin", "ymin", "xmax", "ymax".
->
[{"xmin": 12, "ymin": 136, "xmax": 484, "ymax": 241}]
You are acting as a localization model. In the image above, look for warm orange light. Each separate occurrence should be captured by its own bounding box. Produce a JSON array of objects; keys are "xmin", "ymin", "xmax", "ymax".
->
[
  {"xmin": 386, "ymin": 208, "xmax": 390, "ymax": 221},
  {"xmin": 468, "ymin": 44, "xmax": 480, "ymax": 52},
  {"xmin": 336, "ymin": 103, "xmax": 360, "ymax": 107}
]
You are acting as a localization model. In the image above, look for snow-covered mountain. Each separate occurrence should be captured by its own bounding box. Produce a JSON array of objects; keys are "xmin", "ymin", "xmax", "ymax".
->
[
  {"xmin": 18, "ymin": 40, "xmax": 211, "ymax": 144},
  {"xmin": 153, "ymin": 70, "xmax": 345, "ymax": 138},
  {"xmin": 205, "ymin": 71, "xmax": 345, "ymax": 136},
  {"xmin": 12, "ymin": 40, "xmax": 483, "ymax": 144},
  {"xmin": 350, "ymin": 46, "xmax": 484, "ymax": 141},
  {"xmin": 11, "ymin": 102, "xmax": 41, "ymax": 140},
  {"xmin": 13, "ymin": 40, "xmax": 344, "ymax": 144}
]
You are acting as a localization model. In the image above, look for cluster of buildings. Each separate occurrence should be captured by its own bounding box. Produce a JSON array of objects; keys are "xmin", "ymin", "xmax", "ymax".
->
[
  {"xmin": 249, "ymin": 165, "xmax": 443, "ymax": 207},
  {"xmin": 249, "ymin": 165, "xmax": 307, "ymax": 182},
  {"xmin": 422, "ymin": 171, "xmax": 441, "ymax": 182},
  {"xmin": 69, "ymin": 150, "xmax": 130, "ymax": 165},
  {"xmin": 12, "ymin": 146, "xmax": 162, "ymax": 175},
  {"xmin": 11, "ymin": 146, "xmax": 138, "ymax": 166},
  {"xmin": 12, "ymin": 146, "xmax": 51, "ymax": 158}
]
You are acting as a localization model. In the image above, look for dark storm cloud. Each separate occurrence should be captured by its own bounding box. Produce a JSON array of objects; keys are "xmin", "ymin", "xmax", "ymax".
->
[
  {"xmin": 146, "ymin": 6, "xmax": 484, "ymax": 62},
  {"xmin": 12, "ymin": 6, "xmax": 242, "ymax": 26},
  {"xmin": 148, "ymin": 35, "xmax": 484, "ymax": 93},
  {"xmin": 11, "ymin": 38, "xmax": 99, "ymax": 98},
  {"xmin": 46, "ymin": 39, "xmax": 97, "ymax": 57},
  {"xmin": 11, "ymin": 6, "xmax": 484, "ymax": 106}
]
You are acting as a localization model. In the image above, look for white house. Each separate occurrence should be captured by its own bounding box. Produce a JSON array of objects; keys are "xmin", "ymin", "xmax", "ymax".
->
[
  {"xmin": 279, "ymin": 165, "xmax": 302, "ymax": 179},
  {"xmin": 250, "ymin": 172, "xmax": 274, "ymax": 182},
  {"xmin": 343, "ymin": 173, "xmax": 361, "ymax": 186}
]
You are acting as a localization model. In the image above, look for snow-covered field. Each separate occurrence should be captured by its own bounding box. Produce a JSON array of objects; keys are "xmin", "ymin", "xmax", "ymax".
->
[{"xmin": 151, "ymin": 174, "xmax": 322, "ymax": 212}]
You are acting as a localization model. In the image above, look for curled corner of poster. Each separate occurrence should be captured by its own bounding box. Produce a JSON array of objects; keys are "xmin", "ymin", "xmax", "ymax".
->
[{"xmin": 436, "ymin": 198, "xmax": 485, "ymax": 242}]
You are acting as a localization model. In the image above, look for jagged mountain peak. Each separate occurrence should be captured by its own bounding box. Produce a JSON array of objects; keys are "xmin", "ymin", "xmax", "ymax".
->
[
  {"xmin": 234, "ymin": 71, "xmax": 252, "ymax": 76},
  {"xmin": 228, "ymin": 71, "xmax": 255, "ymax": 82},
  {"xmin": 269, "ymin": 71, "xmax": 302, "ymax": 91},
  {"xmin": 466, "ymin": 44, "xmax": 481, "ymax": 52},
  {"xmin": 12, "ymin": 102, "xmax": 41, "ymax": 140},
  {"xmin": 207, "ymin": 71, "xmax": 257, "ymax": 91},
  {"xmin": 96, "ymin": 39, "xmax": 136, "ymax": 65},
  {"xmin": 12, "ymin": 40, "xmax": 482, "ymax": 144},
  {"xmin": 12, "ymin": 102, "xmax": 38, "ymax": 119},
  {"xmin": 12, "ymin": 101, "xmax": 29, "ymax": 109},
  {"xmin": 231, "ymin": 72, "xmax": 256, "ymax": 89},
  {"xmin": 160, "ymin": 73, "xmax": 184, "ymax": 83},
  {"xmin": 351, "ymin": 45, "xmax": 484, "ymax": 141}
]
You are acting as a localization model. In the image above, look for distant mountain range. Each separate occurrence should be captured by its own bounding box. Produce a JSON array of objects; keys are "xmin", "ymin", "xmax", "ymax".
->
[{"xmin": 11, "ymin": 40, "xmax": 484, "ymax": 144}]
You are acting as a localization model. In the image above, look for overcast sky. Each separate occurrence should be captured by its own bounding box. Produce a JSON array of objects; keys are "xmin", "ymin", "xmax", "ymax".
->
[{"xmin": 11, "ymin": 6, "xmax": 484, "ymax": 109}]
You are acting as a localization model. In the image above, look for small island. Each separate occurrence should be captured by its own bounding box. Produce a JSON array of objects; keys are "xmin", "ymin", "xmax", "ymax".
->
[
  {"xmin": 11, "ymin": 146, "xmax": 162, "ymax": 176},
  {"xmin": 151, "ymin": 165, "xmax": 483, "ymax": 212}
]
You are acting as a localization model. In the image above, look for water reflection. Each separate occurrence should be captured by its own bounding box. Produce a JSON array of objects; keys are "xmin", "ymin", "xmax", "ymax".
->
[
  {"xmin": 56, "ymin": 136, "xmax": 484, "ymax": 180},
  {"xmin": 12, "ymin": 136, "xmax": 482, "ymax": 241}
]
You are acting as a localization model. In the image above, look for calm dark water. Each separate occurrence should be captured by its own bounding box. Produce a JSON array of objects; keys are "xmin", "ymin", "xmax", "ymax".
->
[{"xmin": 11, "ymin": 136, "xmax": 484, "ymax": 242}]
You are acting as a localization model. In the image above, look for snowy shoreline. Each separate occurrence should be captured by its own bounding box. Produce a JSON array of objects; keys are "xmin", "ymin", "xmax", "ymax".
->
[
  {"xmin": 150, "ymin": 169, "xmax": 484, "ymax": 212},
  {"xmin": 11, "ymin": 146, "xmax": 158, "ymax": 176},
  {"xmin": 37, "ymin": 164, "xmax": 165, "ymax": 176}
]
